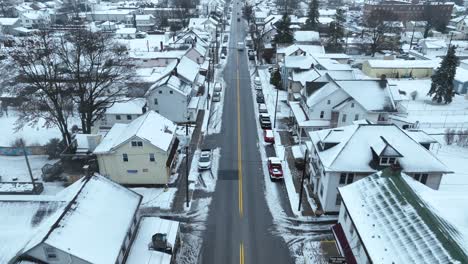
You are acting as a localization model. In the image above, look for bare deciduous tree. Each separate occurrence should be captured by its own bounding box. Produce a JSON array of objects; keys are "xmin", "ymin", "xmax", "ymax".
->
[{"xmin": 11, "ymin": 31, "xmax": 74, "ymax": 146}]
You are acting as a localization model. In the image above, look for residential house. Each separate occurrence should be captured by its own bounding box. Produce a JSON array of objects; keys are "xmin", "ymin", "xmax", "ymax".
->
[
  {"xmin": 184, "ymin": 45, "xmax": 207, "ymax": 65},
  {"xmin": 86, "ymin": 10, "xmax": 133, "ymax": 23},
  {"xmin": 129, "ymin": 51, "xmax": 185, "ymax": 68},
  {"xmin": 95, "ymin": 98, "xmax": 147, "ymax": 130},
  {"xmin": 281, "ymin": 55, "xmax": 317, "ymax": 90},
  {"xmin": 116, "ymin": 27, "xmax": 137, "ymax": 39},
  {"xmin": 94, "ymin": 111, "xmax": 179, "ymax": 185},
  {"xmin": 20, "ymin": 11, "xmax": 51, "ymax": 29},
  {"xmin": 362, "ymin": 59, "xmax": 438, "ymax": 78},
  {"xmin": 0, "ymin": 175, "xmax": 141, "ymax": 264},
  {"xmin": 333, "ymin": 169, "xmax": 468, "ymax": 264},
  {"xmin": 294, "ymin": 31, "xmax": 320, "ymax": 45},
  {"xmin": 0, "ymin": 18, "xmax": 21, "ymax": 34},
  {"xmin": 307, "ymin": 124, "xmax": 450, "ymax": 212},
  {"xmin": 454, "ymin": 67, "xmax": 468, "ymax": 94},
  {"xmin": 276, "ymin": 44, "xmax": 325, "ymax": 63},
  {"xmin": 146, "ymin": 56, "xmax": 202, "ymax": 123},
  {"xmin": 170, "ymin": 28, "xmax": 210, "ymax": 49},
  {"xmin": 125, "ymin": 14, "xmax": 155, "ymax": 31},
  {"xmin": 449, "ymin": 15, "xmax": 468, "ymax": 38},
  {"xmin": 418, "ymin": 38, "xmax": 448, "ymax": 57}
]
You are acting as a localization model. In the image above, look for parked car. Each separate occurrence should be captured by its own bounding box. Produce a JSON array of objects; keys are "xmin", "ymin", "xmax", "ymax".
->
[
  {"xmin": 256, "ymin": 90, "xmax": 264, "ymax": 97},
  {"xmin": 263, "ymin": 129, "xmax": 274, "ymax": 144},
  {"xmin": 214, "ymin": 82, "xmax": 222, "ymax": 92},
  {"xmin": 267, "ymin": 157, "xmax": 283, "ymax": 180},
  {"xmin": 198, "ymin": 149, "xmax": 212, "ymax": 171},
  {"xmin": 212, "ymin": 92, "xmax": 221, "ymax": 102},
  {"xmin": 248, "ymin": 49, "xmax": 255, "ymax": 60},
  {"xmin": 259, "ymin": 114, "xmax": 272, "ymax": 129},
  {"xmin": 258, "ymin": 103, "xmax": 268, "ymax": 113},
  {"xmin": 268, "ymin": 66, "xmax": 278, "ymax": 73},
  {"xmin": 256, "ymin": 93, "xmax": 265, "ymax": 103}
]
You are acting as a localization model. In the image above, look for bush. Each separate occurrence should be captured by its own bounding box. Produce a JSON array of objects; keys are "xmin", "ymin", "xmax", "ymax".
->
[
  {"xmin": 410, "ymin": 90, "xmax": 418, "ymax": 100},
  {"xmin": 45, "ymin": 138, "xmax": 66, "ymax": 159},
  {"xmin": 10, "ymin": 138, "xmax": 24, "ymax": 148},
  {"xmin": 444, "ymin": 128, "xmax": 455, "ymax": 145},
  {"xmin": 456, "ymin": 129, "xmax": 468, "ymax": 147}
]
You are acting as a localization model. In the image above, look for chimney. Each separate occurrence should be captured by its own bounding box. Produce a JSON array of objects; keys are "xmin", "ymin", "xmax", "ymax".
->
[
  {"xmin": 160, "ymin": 41, "xmax": 163, "ymax": 51},
  {"xmin": 379, "ymin": 74, "xmax": 387, "ymax": 88},
  {"xmin": 195, "ymin": 36, "xmax": 197, "ymax": 42},
  {"xmin": 173, "ymin": 67, "xmax": 178, "ymax": 76}
]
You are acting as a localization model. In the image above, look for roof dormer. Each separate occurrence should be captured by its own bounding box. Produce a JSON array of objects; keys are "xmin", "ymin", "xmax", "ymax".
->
[{"xmin": 371, "ymin": 136, "xmax": 403, "ymax": 167}]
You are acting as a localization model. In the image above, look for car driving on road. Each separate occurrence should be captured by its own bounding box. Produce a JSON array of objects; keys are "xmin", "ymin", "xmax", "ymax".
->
[{"xmin": 198, "ymin": 149, "xmax": 212, "ymax": 171}]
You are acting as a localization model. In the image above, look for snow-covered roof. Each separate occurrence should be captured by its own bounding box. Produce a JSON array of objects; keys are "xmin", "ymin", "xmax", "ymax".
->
[
  {"xmin": 319, "ymin": 9, "xmax": 336, "ymax": 16},
  {"xmin": 294, "ymin": 31, "xmax": 320, "ymax": 42},
  {"xmin": 309, "ymin": 124, "xmax": 450, "ymax": 173},
  {"xmin": 455, "ymin": 67, "xmax": 468, "ymax": 83},
  {"xmin": 126, "ymin": 217, "xmax": 179, "ymax": 264},
  {"xmin": 0, "ymin": 175, "xmax": 141, "ymax": 264},
  {"xmin": 339, "ymin": 170, "xmax": 468, "ymax": 263},
  {"xmin": 306, "ymin": 81, "xmax": 340, "ymax": 107},
  {"xmin": 94, "ymin": 110, "xmax": 176, "ymax": 153},
  {"xmin": 366, "ymin": 59, "xmax": 440, "ymax": 69},
  {"xmin": 177, "ymin": 56, "xmax": 200, "ymax": 83},
  {"xmin": 105, "ymin": 98, "xmax": 146, "ymax": 115},
  {"xmin": 278, "ymin": 44, "xmax": 325, "ymax": 56},
  {"xmin": 318, "ymin": 70, "xmax": 355, "ymax": 80},
  {"xmin": 284, "ymin": 55, "xmax": 317, "ymax": 69},
  {"xmin": 116, "ymin": 27, "xmax": 137, "ymax": 34},
  {"xmin": 291, "ymin": 68, "xmax": 321, "ymax": 86},
  {"xmin": 317, "ymin": 58, "xmax": 352, "ymax": 71},
  {"xmin": 0, "ymin": 17, "xmax": 19, "ymax": 26},
  {"xmin": 43, "ymin": 176, "xmax": 141, "ymax": 264},
  {"xmin": 335, "ymin": 80, "xmax": 396, "ymax": 112}
]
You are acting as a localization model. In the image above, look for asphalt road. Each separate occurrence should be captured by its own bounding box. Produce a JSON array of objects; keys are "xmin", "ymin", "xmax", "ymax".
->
[{"xmin": 199, "ymin": 1, "xmax": 293, "ymax": 263}]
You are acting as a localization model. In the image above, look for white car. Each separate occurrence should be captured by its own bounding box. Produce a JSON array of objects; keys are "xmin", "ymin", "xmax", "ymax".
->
[
  {"xmin": 237, "ymin": 41, "xmax": 245, "ymax": 51},
  {"xmin": 198, "ymin": 149, "xmax": 212, "ymax": 171},
  {"xmin": 214, "ymin": 82, "xmax": 222, "ymax": 92}
]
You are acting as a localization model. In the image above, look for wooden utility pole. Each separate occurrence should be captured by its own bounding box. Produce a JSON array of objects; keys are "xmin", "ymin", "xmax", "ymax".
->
[
  {"xmin": 21, "ymin": 139, "xmax": 37, "ymax": 194},
  {"xmin": 298, "ymin": 149, "xmax": 309, "ymax": 211}
]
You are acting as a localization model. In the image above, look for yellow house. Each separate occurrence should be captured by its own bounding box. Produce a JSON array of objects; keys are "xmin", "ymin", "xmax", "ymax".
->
[
  {"xmin": 94, "ymin": 110, "xmax": 179, "ymax": 185},
  {"xmin": 362, "ymin": 59, "xmax": 439, "ymax": 78}
]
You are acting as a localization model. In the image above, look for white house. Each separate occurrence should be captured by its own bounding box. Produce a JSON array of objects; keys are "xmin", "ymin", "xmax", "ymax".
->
[
  {"xmin": 146, "ymin": 56, "xmax": 202, "ymax": 123},
  {"xmin": 20, "ymin": 11, "xmax": 51, "ymax": 29},
  {"xmin": 276, "ymin": 44, "xmax": 325, "ymax": 63},
  {"xmin": 307, "ymin": 124, "xmax": 450, "ymax": 212},
  {"xmin": 116, "ymin": 27, "xmax": 137, "ymax": 39},
  {"xmin": 95, "ymin": 97, "xmax": 147, "ymax": 130},
  {"xmin": 94, "ymin": 111, "xmax": 179, "ymax": 185},
  {"xmin": 0, "ymin": 175, "xmax": 142, "ymax": 264},
  {"xmin": 333, "ymin": 169, "xmax": 468, "ymax": 264},
  {"xmin": 184, "ymin": 45, "xmax": 207, "ymax": 65},
  {"xmin": 293, "ymin": 31, "xmax": 320, "ymax": 45}
]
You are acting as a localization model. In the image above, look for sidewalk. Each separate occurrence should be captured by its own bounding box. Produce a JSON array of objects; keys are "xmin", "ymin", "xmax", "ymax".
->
[{"xmin": 172, "ymin": 110, "xmax": 205, "ymax": 213}]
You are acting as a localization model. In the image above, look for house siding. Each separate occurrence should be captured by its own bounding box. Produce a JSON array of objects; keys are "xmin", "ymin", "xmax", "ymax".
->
[
  {"xmin": 362, "ymin": 62, "xmax": 433, "ymax": 78},
  {"xmin": 147, "ymin": 85, "xmax": 189, "ymax": 123},
  {"xmin": 305, "ymin": 89, "xmax": 348, "ymax": 120},
  {"xmin": 97, "ymin": 136, "xmax": 171, "ymax": 185},
  {"xmin": 335, "ymin": 101, "xmax": 368, "ymax": 127},
  {"xmin": 337, "ymin": 206, "xmax": 370, "ymax": 264}
]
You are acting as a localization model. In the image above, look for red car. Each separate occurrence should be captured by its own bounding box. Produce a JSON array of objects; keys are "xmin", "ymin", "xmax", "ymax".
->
[
  {"xmin": 267, "ymin": 157, "xmax": 283, "ymax": 180},
  {"xmin": 263, "ymin": 129, "xmax": 275, "ymax": 144}
]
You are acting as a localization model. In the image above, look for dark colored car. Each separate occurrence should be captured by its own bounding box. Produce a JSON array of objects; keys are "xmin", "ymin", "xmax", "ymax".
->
[
  {"xmin": 259, "ymin": 114, "xmax": 272, "ymax": 129},
  {"xmin": 256, "ymin": 93, "xmax": 265, "ymax": 103}
]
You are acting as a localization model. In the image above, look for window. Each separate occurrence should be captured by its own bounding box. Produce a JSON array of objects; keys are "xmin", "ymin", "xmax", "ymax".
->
[
  {"xmin": 116, "ymin": 115, "xmax": 121, "ymax": 120},
  {"xmin": 388, "ymin": 157, "xmax": 396, "ymax": 164},
  {"xmin": 131, "ymin": 141, "xmax": 137, "ymax": 147},
  {"xmin": 414, "ymin": 173, "xmax": 428, "ymax": 184},
  {"xmin": 354, "ymin": 114, "xmax": 359, "ymax": 121},
  {"xmin": 340, "ymin": 173, "xmax": 354, "ymax": 184},
  {"xmin": 335, "ymin": 193, "xmax": 341, "ymax": 206},
  {"xmin": 344, "ymin": 210, "xmax": 348, "ymax": 223},
  {"xmin": 380, "ymin": 157, "xmax": 389, "ymax": 165},
  {"xmin": 44, "ymin": 247, "xmax": 57, "ymax": 260},
  {"xmin": 327, "ymin": 100, "xmax": 331, "ymax": 105},
  {"xmin": 154, "ymin": 98, "xmax": 158, "ymax": 105},
  {"xmin": 320, "ymin": 183, "xmax": 324, "ymax": 197},
  {"xmin": 320, "ymin": 111, "xmax": 324, "ymax": 119},
  {"xmin": 341, "ymin": 114, "xmax": 347, "ymax": 123},
  {"xmin": 127, "ymin": 115, "xmax": 132, "ymax": 120},
  {"xmin": 351, "ymin": 103, "xmax": 355, "ymax": 108},
  {"xmin": 123, "ymin": 153, "xmax": 128, "ymax": 162},
  {"xmin": 137, "ymin": 141, "xmax": 143, "ymax": 147},
  {"xmin": 339, "ymin": 173, "xmax": 347, "ymax": 184},
  {"xmin": 347, "ymin": 174, "xmax": 354, "ymax": 184},
  {"xmin": 159, "ymin": 90, "xmax": 162, "ymax": 94},
  {"xmin": 169, "ymin": 90, "xmax": 173, "ymax": 94},
  {"xmin": 149, "ymin": 153, "xmax": 155, "ymax": 162},
  {"xmin": 350, "ymin": 224, "xmax": 354, "ymax": 235}
]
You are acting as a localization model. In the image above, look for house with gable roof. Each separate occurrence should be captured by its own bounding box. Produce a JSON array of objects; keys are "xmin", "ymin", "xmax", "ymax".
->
[
  {"xmin": 145, "ymin": 56, "xmax": 202, "ymax": 123},
  {"xmin": 94, "ymin": 111, "xmax": 179, "ymax": 185},
  {"xmin": 306, "ymin": 124, "xmax": 451, "ymax": 212},
  {"xmin": 333, "ymin": 169, "xmax": 468, "ymax": 264},
  {"xmin": 1, "ymin": 175, "xmax": 142, "ymax": 264},
  {"xmin": 169, "ymin": 28, "xmax": 210, "ymax": 49}
]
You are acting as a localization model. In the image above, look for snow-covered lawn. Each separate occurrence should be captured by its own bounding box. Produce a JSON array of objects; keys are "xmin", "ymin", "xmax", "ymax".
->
[
  {"xmin": 430, "ymin": 139, "xmax": 468, "ymax": 192},
  {"xmin": 132, "ymin": 187, "xmax": 177, "ymax": 210},
  {"xmin": 0, "ymin": 155, "xmax": 57, "ymax": 182}
]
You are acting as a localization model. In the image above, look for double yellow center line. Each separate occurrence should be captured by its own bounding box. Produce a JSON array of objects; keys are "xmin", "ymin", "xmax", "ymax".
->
[
  {"xmin": 236, "ymin": 52, "xmax": 243, "ymax": 217},
  {"xmin": 240, "ymin": 243, "xmax": 245, "ymax": 264}
]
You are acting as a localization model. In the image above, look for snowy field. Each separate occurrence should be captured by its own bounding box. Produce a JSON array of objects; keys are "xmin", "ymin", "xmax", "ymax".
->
[{"xmin": 0, "ymin": 155, "xmax": 56, "ymax": 182}]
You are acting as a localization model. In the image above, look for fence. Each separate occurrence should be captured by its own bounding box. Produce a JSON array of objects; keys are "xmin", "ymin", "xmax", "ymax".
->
[
  {"xmin": 0, "ymin": 146, "xmax": 47, "ymax": 156},
  {"xmin": 407, "ymin": 109, "xmax": 468, "ymax": 116},
  {"xmin": 417, "ymin": 122, "xmax": 468, "ymax": 130}
]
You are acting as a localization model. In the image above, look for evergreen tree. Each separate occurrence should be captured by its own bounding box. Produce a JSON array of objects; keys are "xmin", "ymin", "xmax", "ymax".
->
[
  {"xmin": 270, "ymin": 70, "xmax": 282, "ymax": 88},
  {"xmin": 428, "ymin": 46, "xmax": 459, "ymax": 104},
  {"xmin": 303, "ymin": 0, "xmax": 319, "ymax": 30},
  {"xmin": 274, "ymin": 13, "xmax": 294, "ymax": 44},
  {"xmin": 325, "ymin": 9, "xmax": 345, "ymax": 52}
]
